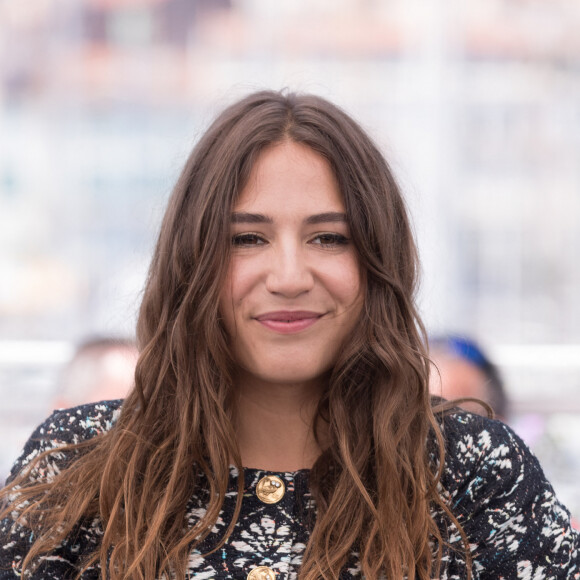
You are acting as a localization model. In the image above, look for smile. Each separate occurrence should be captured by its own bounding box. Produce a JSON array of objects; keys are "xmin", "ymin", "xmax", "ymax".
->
[{"xmin": 254, "ymin": 311, "xmax": 323, "ymax": 334}]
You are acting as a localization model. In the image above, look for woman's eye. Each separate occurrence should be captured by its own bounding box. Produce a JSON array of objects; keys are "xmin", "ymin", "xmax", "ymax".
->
[
  {"xmin": 232, "ymin": 233, "xmax": 265, "ymax": 246},
  {"xmin": 311, "ymin": 233, "xmax": 350, "ymax": 247}
]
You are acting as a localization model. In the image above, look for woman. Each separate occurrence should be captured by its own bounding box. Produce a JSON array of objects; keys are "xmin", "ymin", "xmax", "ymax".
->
[{"xmin": 1, "ymin": 91, "xmax": 578, "ymax": 579}]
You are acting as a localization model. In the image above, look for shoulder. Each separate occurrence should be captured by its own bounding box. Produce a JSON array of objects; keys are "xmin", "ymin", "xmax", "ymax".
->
[
  {"xmin": 6, "ymin": 399, "xmax": 123, "ymax": 484},
  {"xmin": 23, "ymin": 398, "xmax": 123, "ymax": 450},
  {"xmin": 438, "ymin": 410, "xmax": 546, "ymax": 506},
  {"xmin": 437, "ymin": 411, "xmax": 580, "ymax": 576},
  {"xmin": 439, "ymin": 410, "xmax": 529, "ymax": 475}
]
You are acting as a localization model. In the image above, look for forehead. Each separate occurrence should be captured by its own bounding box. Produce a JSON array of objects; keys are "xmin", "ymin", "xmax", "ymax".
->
[{"xmin": 234, "ymin": 141, "xmax": 344, "ymax": 213}]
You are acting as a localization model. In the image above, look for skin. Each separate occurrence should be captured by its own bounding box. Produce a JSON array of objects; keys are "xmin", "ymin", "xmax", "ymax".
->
[
  {"xmin": 219, "ymin": 140, "xmax": 364, "ymax": 471},
  {"xmin": 54, "ymin": 346, "xmax": 138, "ymax": 409},
  {"xmin": 429, "ymin": 354, "xmax": 490, "ymax": 415}
]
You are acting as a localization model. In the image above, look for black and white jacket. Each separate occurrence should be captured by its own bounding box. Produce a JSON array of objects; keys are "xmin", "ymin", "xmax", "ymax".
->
[{"xmin": 1, "ymin": 400, "xmax": 578, "ymax": 579}]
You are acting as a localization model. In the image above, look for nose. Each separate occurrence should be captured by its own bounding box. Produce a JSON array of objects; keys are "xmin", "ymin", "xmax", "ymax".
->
[{"xmin": 265, "ymin": 244, "xmax": 314, "ymax": 298}]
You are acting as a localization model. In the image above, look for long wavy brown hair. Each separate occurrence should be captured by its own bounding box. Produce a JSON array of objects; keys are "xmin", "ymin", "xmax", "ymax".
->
[{"xmin": 0, "ymin": 91, "xmax": 469, "ymax": 579}]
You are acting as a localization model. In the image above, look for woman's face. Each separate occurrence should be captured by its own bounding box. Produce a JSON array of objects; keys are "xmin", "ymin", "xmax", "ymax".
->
[{"xmin": 219, "ymin": 140, "xmax": 364, "ymax": 388}]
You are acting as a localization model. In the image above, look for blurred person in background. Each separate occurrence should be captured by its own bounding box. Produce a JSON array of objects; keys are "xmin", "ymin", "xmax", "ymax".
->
[
  {"xmin": 429, "ymin": 334, "xmax": 509, "ymax": 421},
  {"xmin": 0, "ymin": 91, "xmax": 578, "ymax": 579},
  {"xmin": 0, "ymin": 338, "xmax": 137, "ymax": 486},
  {"xmin": 53, "ymin": 337, "xmax": 138, "ymax": 409},
  {"xmin": 429, "ymin": 333, "xmax": 580, "ymax": 530}
]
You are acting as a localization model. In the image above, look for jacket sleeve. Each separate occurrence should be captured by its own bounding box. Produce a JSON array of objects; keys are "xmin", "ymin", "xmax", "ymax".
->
[
  {"xmin": 0, "ymin": 402, "xmax": 120, "ymax": 579},
  {"xmin": 441, "ymin": 413, "xmax": 580, "ymax": 579}
]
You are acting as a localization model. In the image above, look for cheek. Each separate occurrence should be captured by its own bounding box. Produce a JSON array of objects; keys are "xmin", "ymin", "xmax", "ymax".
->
[
  {"xmin": 326, "ymin": 256, "xmax": 363, "ymax": 307},
  {"xmin": 218, "ymin": 260, "xmax": 259, "ymax": 329},
  {"xmin": 218, "ymin": 269, "xmax": 236, "ymax": 337}
]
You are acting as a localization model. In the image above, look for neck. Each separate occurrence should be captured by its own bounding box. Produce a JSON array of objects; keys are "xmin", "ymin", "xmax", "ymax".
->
[{"xmin": 232, "ymin": 371, "xmax": 328, "ymax": 471}]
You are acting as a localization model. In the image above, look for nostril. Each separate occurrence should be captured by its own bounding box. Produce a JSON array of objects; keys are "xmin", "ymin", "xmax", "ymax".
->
[{"xmin": 265, "ymin": 267, "xmax": 314, "ymax": 297}]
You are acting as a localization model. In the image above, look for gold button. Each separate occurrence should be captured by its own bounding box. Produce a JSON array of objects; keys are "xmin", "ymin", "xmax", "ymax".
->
[
  {"xmin": 256, "ymin": 475, "xmax": 285, "ymax": 504},
  {"xmin": 247, "ymin": 566, "xmax": 276, "ymax": 580}
]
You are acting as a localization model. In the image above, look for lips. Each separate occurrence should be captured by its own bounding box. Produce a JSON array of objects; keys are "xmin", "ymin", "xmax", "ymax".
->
[{"xmin": 254, "ymin": 311, "xmax": 323, "ymax": 334}]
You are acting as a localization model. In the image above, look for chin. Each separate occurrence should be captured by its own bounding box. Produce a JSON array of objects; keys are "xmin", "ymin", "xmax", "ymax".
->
[{"xmin": 243, "ymin": 357, "xmax": 333, "ymax": 387}]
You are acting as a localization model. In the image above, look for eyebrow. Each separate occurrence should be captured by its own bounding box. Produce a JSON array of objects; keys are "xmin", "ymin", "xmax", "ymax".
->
[
  {"xmin": 230, "ymin": 211, "xmax": 347, "ymax": 225},
  {"xmin": 304, "ymin": 212, "xmax": 347, "ymax": 225},
  {"xmin": 230, "ymin": 212, "xmax": 273, "ymax": 224}
]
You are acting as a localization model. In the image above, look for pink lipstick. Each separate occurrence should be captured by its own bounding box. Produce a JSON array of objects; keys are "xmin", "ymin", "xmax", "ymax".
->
[{"xmin": 255, "ymin": 311, "xmax": 322, "ymax": 334}]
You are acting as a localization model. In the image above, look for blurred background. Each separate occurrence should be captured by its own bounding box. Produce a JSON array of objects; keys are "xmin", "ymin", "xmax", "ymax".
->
[{"xmin": 1, "ymin": 0, "xmax": 579, "ymax": 514}]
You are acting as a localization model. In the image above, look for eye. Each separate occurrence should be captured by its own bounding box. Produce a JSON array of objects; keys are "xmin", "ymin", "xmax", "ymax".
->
[
  {"xmin": 231, "ymin": 233, "xmax": 266, "ymax": 246},
  {"xmin": 310, "ymin": 233, "xmax": 350, "ymax": 248}
]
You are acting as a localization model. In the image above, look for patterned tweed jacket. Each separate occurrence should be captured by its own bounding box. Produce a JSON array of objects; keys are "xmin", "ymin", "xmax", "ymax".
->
[{"xmin": 1, "ymin": 400, "xmax": 579, "ymax": 579}]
